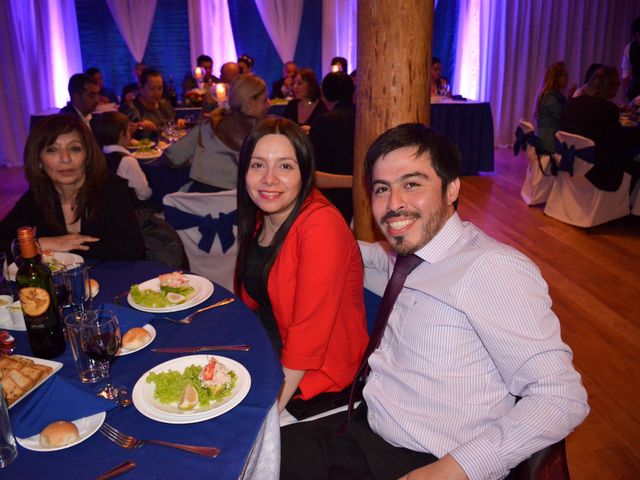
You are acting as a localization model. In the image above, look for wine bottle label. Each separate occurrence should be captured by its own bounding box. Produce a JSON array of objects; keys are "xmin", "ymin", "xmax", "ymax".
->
[{"xmin": 19, "ymin": 287, "xmax": 51, "ymax": 316}]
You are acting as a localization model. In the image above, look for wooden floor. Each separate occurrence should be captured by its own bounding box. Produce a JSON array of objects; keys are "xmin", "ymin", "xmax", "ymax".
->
[{"xmin": 1, "ymin": 150, "xmax": 639, "ymax": 478}]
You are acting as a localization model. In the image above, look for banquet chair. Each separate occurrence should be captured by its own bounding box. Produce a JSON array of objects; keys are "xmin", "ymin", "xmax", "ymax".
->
[
  {"xmin": 514, "ymin": 120, "xmax": 554, "ymax": 205},
  {"xmin": 631, "ymin": 183, "xmax": 640, "ymax": 216},
  {"xmin": 163, "ymin": 190, "xmax": 238, "ymax": 291},
  {"xmin": 543, "ymin": 131, "xmax": 631, "ymax": 227}
]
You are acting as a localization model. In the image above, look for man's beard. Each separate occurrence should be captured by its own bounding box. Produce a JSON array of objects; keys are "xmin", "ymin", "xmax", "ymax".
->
[{"xmin": 386, "ymin": 202, "xmax": 450, "ymax": 256}]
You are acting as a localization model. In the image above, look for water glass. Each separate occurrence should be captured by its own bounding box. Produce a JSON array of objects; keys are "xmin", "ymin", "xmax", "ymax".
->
[
  {"xmin": 0, "ymin": 385, "xmax": 17, "ymax": 468},
  {"xmin": 63, "ymin": 262, "xmax": 92, "ymax": 312},
  {"xmin": 64, "ymin": 311, "xmax": 108, "ymax": 384}
]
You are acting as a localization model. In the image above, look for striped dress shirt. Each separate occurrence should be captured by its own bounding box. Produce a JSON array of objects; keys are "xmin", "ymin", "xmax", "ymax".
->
[{"xmin": 359, "ymin": 213, "xmax": 589, "ymax": 480}]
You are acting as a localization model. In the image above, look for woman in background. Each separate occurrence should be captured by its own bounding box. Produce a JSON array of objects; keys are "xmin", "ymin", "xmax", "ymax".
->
[
  {"xmin": 430, "ymin": 57, "xmax": 450, "ymax": 96},
  {"xmin": 535, "ymin": 61, "xmax": 573, "ymax": 153},
  {"xmin": 0, "ymin": 114, "xmax": 144, "ymax": 260},
  {"xmin": 235, "ymin": 117, "xmax": 367, "ymax": 411},
  {"xmin": 283, "ymin": 69, "xmax": 327, "ymax": 129}
]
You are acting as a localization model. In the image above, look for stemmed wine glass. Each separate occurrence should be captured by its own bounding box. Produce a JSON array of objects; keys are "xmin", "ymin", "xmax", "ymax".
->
[{"xmin": 79, "ymin": 309, "xmax": 125, "ymax": 401}]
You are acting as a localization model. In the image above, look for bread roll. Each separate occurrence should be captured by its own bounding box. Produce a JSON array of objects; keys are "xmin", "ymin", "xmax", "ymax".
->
[
  {"xmin": 40, "ymin": 421, "xmax": 79, "ymax": 448},
  {"xmin": 88, "ymin": 278, "xmax": 99, "ymax": 296},
  {"xmin": 122, "ymin": 327, "xmax": 151, "ymax": 349}
]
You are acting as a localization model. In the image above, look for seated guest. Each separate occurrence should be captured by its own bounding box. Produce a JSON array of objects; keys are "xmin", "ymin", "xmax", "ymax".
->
[
  {"xmin": 535, "ymin": 61, "xmax": 570, "ymax": 153},
  {"xmin": 563, "ymin": 65, "xmax": 640, "ymax": 191},
  {"xmin": 220, "ymin": 62, "xmax": 241, "ymax": 84},
  {"xmin": 283, "ymin": 69, "xmax": 327, "ymax": 129},
  {"xmin": 90, "ymin": 111, "xmax": 152, "ymax": 203},
  {"xmin": 308, "ymin": 72, "xmax": 356, "ymax": 222},
  {"xmin": 165, "ymin": 75, "xmax": 269, "ymax": 192},
  {"xmin": 235, "ymin": 117, "xmax": 368, "ymax": 411},
  {"xmin": 59, "ymin": 73, "xmax": 100, "ymax": 128},
  {"xmin": 237, "ymin": 54, "xmax": 255, "ymax": 75},
  {"xmin": 281, "ymin": 124, "xmax": 589, "ymax": 479},
  {"xmin": 271, "ymin": 61, "xmax": 297, "ymax": 99},
  {"xmin": 123, "ymin": 68, "xmax": 184, "ymax": 131},
  {"xmin": 120, "ymin": 62, "xmax": 147, "ymax": 109},
  {"xmin": 330, "ymin": 56, "xmax": 348, "ymax": 73},
  {"xmin": 182, "ymin": 54, "xmax": 220, "ymax": 95},
  {"xmin": 430, "ymin": 56, "xmax": 450, "ymax": 96},
  {"xmin": 85, "ymin": 67, "xmax": 118, "ymax": 104},
  {"xmin": 573, "ymin": 63, "xmax": 602, "ymax": 98},
  {"xmin": 0, "ymin": 114, "xmax": 145, "ymax": 261}
]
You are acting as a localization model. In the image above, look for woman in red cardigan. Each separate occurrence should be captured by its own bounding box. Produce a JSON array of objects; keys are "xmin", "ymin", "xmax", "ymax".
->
[{"xmin": 235, "ymin": 117, "xmax": 368, "ymax": 412}]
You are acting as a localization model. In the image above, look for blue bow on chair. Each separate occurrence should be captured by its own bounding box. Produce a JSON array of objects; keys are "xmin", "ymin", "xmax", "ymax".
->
[
  {"xmin": 554, "ymin": 141, "xmax": 596, "ymax": 176},
  {"xmin": 164, "ymin": 206, "xmax": 238, "ymax": 253},
  {"xmin": 513, "ymin": 126, "xmax": 538, "ymax": 156}
]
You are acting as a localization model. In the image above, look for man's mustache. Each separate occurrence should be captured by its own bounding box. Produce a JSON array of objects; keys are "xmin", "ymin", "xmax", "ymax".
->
[{"xmin": 381, "ymin": 210, "xmax": 421, "ymax": 223}]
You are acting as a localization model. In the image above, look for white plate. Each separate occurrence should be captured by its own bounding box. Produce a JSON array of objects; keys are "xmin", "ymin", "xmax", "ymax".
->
[
  {"xmin": 127, "ymin": 274, "xmax": 214, "ymax": 313},
  {"xmin": 116, "ymin": 324, "xmax": 156, "ymax": 356},
  {"xmin": 0, "ymin": 301, "xmax": 25, "ymax": 331},
  {"xmin": 7, "ymin": 356, "xmax": 63, "ymax": 409},
  {"xmin": 127, "ymin": 140, "xmax": 156, "ymax": 151},
  {"xmin": 132, "ymin": 149, "xmax": 162, "ymax": 161},
  {"xmin": 132, "ymin": 355, "xmax": 251, "ymax": 424},
  {"xmin": 16, "ymin": 411, "xmax": 106, "ymax": 452},
  {"xmin": 8, "ymin": 252, "xmax": 84, "ymax": 281}
]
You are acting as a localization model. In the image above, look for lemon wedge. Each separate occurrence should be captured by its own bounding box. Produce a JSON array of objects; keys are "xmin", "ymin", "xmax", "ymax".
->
[
  {"xmin": 178, "ymin": 384, "xmax": 198, "ymax": 410},
  {"xmin": 166, "ymin": 292, "xmax": 186, "ymax": 304}
]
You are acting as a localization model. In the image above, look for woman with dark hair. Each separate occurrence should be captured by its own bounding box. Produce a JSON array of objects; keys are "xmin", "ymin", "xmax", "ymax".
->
[
  {"xmin": 283, "ymin": 68, "xmax": 327, "ymax": 129},
  {"xmin": 235, "ymin": 117, "xmax": 367, "ymax": 411},
  {"xmin": 430, "ymin": 57, "xmax": 450, "ymax": 97},
  {"xmin": 237, "ymin": 54, "xmax": 255, "ymax": 75},
  {"xmin": 166, "ymin": 74, "xmax": 270, "ymax": 192},
  {"xmin": 535, "ymin": 61, "xmax": 571, "ymax": 153},
  {"xmin": 0, "ymin": 114, "xmax": 144, "ymax": 260}
]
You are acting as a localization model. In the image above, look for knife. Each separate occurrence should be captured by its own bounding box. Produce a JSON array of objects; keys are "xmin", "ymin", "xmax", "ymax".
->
[
  {"xmin": 152, "ymin": 345, "xmax": 251, "ymax": 353},
  {"xmin": 96, "ymin": 460, "xmax": 136, "ymax": 480}
]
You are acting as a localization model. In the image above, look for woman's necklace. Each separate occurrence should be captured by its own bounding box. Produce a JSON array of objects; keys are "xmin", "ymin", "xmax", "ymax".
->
[{"xmin": 301, "ymin": 99, "xmax": 314, "ymax": 106}]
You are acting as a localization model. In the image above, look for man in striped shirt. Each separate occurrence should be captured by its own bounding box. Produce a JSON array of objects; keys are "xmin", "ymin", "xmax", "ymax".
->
[{"xmin": 281, "ymin": 124, "xmax": 589, "ymax": 480}]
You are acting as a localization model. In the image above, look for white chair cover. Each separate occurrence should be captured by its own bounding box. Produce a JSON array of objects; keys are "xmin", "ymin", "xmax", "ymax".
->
[
  {"xmin": 517, "ymin": 119, "xmax": 554, "ymax": 205},
  {"xmin": 162, "ymin": 190, "xmax": 238, "ymax": 291},
  {"xmin": 543, "ymin": 131, "xmax": 631, "ymax": 227}
]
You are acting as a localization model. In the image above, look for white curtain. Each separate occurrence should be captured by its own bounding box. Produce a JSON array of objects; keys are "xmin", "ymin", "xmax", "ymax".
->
[
  {"xmin": 0, "ymin": 0, "xmax": 82, "ymax": 166},
  {"xmin": 106, "ymin": 0, "xmax": 157, "ymax": 63},
  {"xmin": 454, "ymin": 0, "xmax": 640, "ymax": 147},
  {"xmin": 187, "ymin": 0, "xmax": 237, "ymax": 74},
  {"xmin": 321, "ymin": 0, "xmax": 357, "ymax": 76},
  {"xmin": 253, "ymin": 0, "xmax": 303, "ymax": 64}
]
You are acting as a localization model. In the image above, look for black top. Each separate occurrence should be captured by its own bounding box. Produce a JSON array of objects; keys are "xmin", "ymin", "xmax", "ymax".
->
[
  {"xmin": 0, "ymin": 175, "xmax": 145, "ymax": 262},
  {"xmin": 243, "ymin": 237, "xmax": 282, "ymax": 354},
  {"xmin": 282, "ymin": 99, "xmax": 328, "ymax": 126}
]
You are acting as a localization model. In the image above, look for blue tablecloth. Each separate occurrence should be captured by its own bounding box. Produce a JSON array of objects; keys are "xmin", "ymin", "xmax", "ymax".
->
[{"xmin": 6, "ymin": 260, "xmax": 283, "ymax": 480}]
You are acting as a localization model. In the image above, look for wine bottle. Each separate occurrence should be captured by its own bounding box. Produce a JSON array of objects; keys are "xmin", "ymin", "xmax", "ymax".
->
[{"xmin": 15, "ymin": 227, "xmax": 66, "ymax": 359}]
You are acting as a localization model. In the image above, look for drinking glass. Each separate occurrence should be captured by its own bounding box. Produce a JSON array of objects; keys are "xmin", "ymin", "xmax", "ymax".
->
[
  {"xmin": 63, "ymin": 262, "xmax": 91, "ymax": 312},
  {"xmin": 79, "ymin": 309, "xmax": 125, "ymax": 401},
  {"xmin": 0, "ymin": 253, "xmax": 10, "ymax": 297},
  {"xmin": 51, "ymin": 266, "xmax": 70, "ymax": 314}
]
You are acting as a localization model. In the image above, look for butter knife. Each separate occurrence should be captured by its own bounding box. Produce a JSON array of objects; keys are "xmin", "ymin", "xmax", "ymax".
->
[
  {"xmin": 152, "ymin": 345, "xmax": 251, "ymax": 353},
  {"xmin": 96, "ymin": 460, "xmax": 136, "ymax": 480}
]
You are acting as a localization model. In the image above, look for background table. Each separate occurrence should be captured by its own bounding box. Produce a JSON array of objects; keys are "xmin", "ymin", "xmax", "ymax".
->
[{"xmin": 6, "ymin": 260, "xmax": 283, "ymax": 479}]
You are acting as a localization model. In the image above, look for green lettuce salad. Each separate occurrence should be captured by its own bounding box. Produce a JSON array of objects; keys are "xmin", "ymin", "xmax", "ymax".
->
[
  {"xmin": 146, "ymin": 365, "xmax": 237, "ymax": 406},
  {"xmin": 130, "ymin": 284, "xmax": 195, "ymax": 308}
]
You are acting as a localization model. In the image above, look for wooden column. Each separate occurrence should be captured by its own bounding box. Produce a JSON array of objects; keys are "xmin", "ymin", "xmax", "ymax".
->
[{"xmin": 353, "ymin": 0, "xmax": 433, "ymax": 241}]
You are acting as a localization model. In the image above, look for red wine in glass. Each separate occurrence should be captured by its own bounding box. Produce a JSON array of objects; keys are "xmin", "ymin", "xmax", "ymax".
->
[
  {"xmin": 84, "ymin": 332, "xmax": 120, "ymax": 363},
  {"xmin": 55, "ymin": 284, "xmax": 70, "ymax": 309}
]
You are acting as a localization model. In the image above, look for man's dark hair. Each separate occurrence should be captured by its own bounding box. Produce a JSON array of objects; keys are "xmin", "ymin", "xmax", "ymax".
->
[
  {"xmin": 85, "ymin": 67, "xmax": 101, "ymax": 77},
  {"xmin": 364, "ymin": 123, "xmax": 461, "ymax": 208},
  {"xmin": 321, "ymin": 72, "xmax": 354, "ymax": 103},
  {"xmin": 583, "ymin": 63, "xmax": 602, "ymax": 84},
  {"xmin": 68, "ymin": 73, "xmax": 97, "ymax": 97},
  {"xmin": 197, "ymin": 55, "xmax": 213, "ymax": 66},
  {"xmin": 140, "ymin": 68, "xmax": 162, "ymax": 87},
  {"xmin": 330, "ymin": 56, "xmax": 348, "ymax": 73},
  {"xmin": 432, "ymin": 57, "xmax": 442, "ymax": 65}
]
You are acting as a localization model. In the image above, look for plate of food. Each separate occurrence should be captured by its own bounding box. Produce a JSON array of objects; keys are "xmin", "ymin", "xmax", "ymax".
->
[
  {"xmin": 132, "ymin": 148, "xmax": 163, "ymax": 161},
  {"xmin": 127, "ymin": 138, "xmax": 156, "ymax": 150},
  {"xmin": 0, "ymin": 355, "xmax": 62, "ymax": 409},
  {"xmin": 16, "ymin": 413, "xmax": 106, "ymax": 452},
  {"xmin": 8, "ymin": 252, "xmax": 84, "ymax": 281},
  {"xmin": 116, "ymin": 324, "xmax": 156, "ymax": 356},
  {"xmin": 132, "ymin": 355, "xmax": 250, "ymax": 424},
  {"xmin": 127, "ymin": 272, "xmax": 213, "ymax": 313}
]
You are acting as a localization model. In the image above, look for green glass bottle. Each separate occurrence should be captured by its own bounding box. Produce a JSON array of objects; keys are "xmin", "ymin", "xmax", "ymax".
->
[{"xmin": 15, "ymin": 227, "xmax": 65, "ymax": 359}]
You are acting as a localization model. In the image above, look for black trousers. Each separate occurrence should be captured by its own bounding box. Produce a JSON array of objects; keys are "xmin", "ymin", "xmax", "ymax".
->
[{"xmin": 281, "ymin": 404, "xmax": 437, "ymax": 480}]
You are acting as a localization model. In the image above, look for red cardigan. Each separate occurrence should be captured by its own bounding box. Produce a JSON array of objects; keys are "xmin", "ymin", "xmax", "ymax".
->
[{"xmin": 240, "ymin": 189, "xmax": 368, "ymax": 399}]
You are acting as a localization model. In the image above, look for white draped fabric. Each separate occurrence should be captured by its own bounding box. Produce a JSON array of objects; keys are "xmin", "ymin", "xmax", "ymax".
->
[
  {"xmin": 187, "ymin": 0, "xmax": 237, "ymax": 74},
  {"xmin": 454, "ymin": 0, "xmax": 640, "ymax": 147},
  {"xmin": 321, "ymin": 0, "xmax": 357, "ymax": 76},
  {"xmin": 105, "ymin": 0, "xmax": 157, "ymax": 63},
  {"xmin": 253, "ymin": 0, "xmax": 303, "ymax": 64},
  {"xmin": 0, "ymin": 0, "xmax": 82, "ymax": 166}
]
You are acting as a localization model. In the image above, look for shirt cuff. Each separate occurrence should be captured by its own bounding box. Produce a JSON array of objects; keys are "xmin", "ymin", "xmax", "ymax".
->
[{"xmin": 450, "ymin": 435, "xmax": 507, "ymax": 480}]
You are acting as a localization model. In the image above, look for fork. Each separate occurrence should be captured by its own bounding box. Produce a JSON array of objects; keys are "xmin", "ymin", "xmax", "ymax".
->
[
  {"xmin": 100, "ymin": 423, "xmax": 220, "ymax": 457},
  {"xmin": 161, "ymin": 297, "xmax": 235, "ymax": 324}
]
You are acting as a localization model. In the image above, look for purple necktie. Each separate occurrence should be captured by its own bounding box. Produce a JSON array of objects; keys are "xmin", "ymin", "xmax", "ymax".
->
[{"xmin": 346, "ymin": 253, "xmax": 423, "ymax": 420}]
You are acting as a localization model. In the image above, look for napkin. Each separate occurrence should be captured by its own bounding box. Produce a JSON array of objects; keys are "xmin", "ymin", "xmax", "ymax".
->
[
  {"xmin": 98, "ymin": 303, "xmax": 155, "ymax": 332},
  {"xmin": 10, "ymin": 375, "xmax": 116, "ymax": 438}
]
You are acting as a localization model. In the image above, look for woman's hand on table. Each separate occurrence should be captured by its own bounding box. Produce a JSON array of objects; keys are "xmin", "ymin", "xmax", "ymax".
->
[{"xmin": 39, "ymin": 234, "xmax": 99, "ymax": 252}]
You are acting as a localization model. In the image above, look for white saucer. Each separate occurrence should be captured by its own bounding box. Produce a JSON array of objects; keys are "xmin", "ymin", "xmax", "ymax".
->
[{"xmin": 16, "ymin": 411, "xmax": 106, "ymax": 452}]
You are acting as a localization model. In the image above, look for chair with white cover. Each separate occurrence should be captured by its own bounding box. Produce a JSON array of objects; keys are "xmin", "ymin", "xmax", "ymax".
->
[
  {"xmin": 514, "ymin": 120, "xmax": 554, "ymax": 205},
  {"xmin": 163, "ymin": 190, "xmax": 238, "ymax": 291},
  {"xmin": 543, "ymin": 131, "xmax": 630, "ymax": 227}
]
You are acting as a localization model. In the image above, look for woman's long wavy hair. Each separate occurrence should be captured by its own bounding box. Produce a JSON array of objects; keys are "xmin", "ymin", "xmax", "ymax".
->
[
  {"xmin": 23, "ymin": 114, "xmax": 108, "ymax": 229},
  {"xmin": 234, "ymin": 117, "xmax": 316, "ymax": 295},
  {"xmin": 210, "ymin": 74, "xmax": 266, "ymax": 127},
  {"xmin": 535, "ymin": 61, "xmax": 568, "ymax": 116}
]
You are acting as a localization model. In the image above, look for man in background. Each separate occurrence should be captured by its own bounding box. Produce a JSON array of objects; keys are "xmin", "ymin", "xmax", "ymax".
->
[
  {"xmin": 60, "ymin": 73, "xmax": 100, "ymax": 127},
  {"xmin": 271, "ymin": 61, "xmax": 297, "ymax": 99},
  {"xmin": 86, "ymin": 67, "xmax": 118, "ymax": 104}
]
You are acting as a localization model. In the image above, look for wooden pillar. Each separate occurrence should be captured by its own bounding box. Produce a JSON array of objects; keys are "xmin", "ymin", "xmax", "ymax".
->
[{"xmin": 353, "ymin": 0, "xmax": 433, "ymax": 241}]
